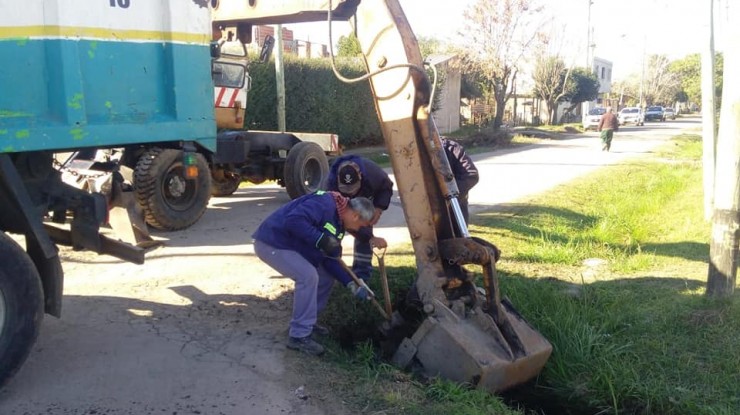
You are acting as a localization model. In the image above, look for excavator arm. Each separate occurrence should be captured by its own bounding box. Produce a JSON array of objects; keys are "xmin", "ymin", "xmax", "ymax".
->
[{"xmin": 213, "ymin": 0, "xmax": 552, "ymax": 393}]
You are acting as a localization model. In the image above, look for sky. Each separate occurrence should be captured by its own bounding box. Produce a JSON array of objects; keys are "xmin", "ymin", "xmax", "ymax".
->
[{"xmin": 285, "ymin": 0, "xmax": 729, "ymax": 81}]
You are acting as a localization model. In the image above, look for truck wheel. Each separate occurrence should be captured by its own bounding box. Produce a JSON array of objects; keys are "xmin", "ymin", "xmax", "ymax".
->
[
  {"xmin": 211, "ymin": 169, "xmax": 241, "ymax": 197},
  {"xmin": 0, "ymin": 232, "xmax": 44, "ymax": 388},
  {"xmin": 283, "ymin": 142, "xmax": 329, "ymax": 200},
  {"xmin": 135, "ymin": 148, "xmax": 211, "ymax": 230}
]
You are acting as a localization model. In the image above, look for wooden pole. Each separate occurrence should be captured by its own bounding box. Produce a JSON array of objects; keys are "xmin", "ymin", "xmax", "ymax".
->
[
  {"xmin": 275, "ymin": 25, "xmax": 286, "ymax": 133},
  {"xmin": 706, "ymin": 0, "xmax": 739, "ymax": 298}
]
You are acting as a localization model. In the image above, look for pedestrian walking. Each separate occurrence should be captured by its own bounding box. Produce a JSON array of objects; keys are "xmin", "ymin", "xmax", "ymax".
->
[
  {"xmin": 598, "ymin": 107, "xmax": 619, "ymax": 151},
  {"xmin": 252, "ymin": 191, "xmax": 375, "ymax": 356},
  {"xmin": 325, "ymin": 155, "xmax": 394, "ymax": 282}
]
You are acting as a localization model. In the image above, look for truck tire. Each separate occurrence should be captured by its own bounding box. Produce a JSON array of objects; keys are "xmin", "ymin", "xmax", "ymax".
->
[
  {"xmin": 0, "ymin": 232, "xmax": 44, "ymax": 388},
  {"xmin": 210, "ymin": 170, "xmax": 241, "ymax": 197},
  {"xmin": 283, "ymin": 142, "xmax": 329, "ymax": 200},
  {"xmin": 134, "ymin": 148, "xmax": 211, "ymax": 231}
]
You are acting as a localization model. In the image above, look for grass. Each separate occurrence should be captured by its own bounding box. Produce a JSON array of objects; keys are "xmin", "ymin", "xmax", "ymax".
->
[
  {"xmin": 530, "ymin": 123, "xmax": 585, "ymax": 133},
  {"xmin": 312, "ymin": 133, "xmax": 739, "ymax": 415}
]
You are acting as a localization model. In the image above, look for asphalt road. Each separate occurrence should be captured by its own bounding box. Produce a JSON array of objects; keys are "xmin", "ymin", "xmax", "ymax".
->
[
  {"xmin": 375, "ymin": 118, "xmax": 697, "ymax": 241},
  {"xmin": 0, "ymin": 117, "xmax": 700, "ymax": 415}
]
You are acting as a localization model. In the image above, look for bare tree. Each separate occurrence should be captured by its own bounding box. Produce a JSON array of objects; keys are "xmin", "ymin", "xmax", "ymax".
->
[
  {"xmin": 532, "ymin": 56, "xmax": 571, "ymax": 124},
  {"xmin": 643, "ymin": 54, "xmax": 682, "ymax": 106},
  {"xmin": 612, "ymin": 77, "xmax": 641, "ymax": 107},
  {"xmin": 460, "ymin": 0, "xmax": 546, "ymax": 130}
]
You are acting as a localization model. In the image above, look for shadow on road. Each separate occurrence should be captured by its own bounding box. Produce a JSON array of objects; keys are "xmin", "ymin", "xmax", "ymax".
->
[
  {"xmin": 149, "ymin": 186, "xmax": 290, "ymax": 249},
  {"xmin": 0, "ymin": 284, "xmax": 302, "ymax": 413}
]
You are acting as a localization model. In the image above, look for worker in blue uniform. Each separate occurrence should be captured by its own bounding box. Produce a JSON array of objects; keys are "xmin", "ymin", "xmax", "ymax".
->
[
  {"xmin": 252, "ymin": 191, "xmax": 375, "ymax": 356},
  {"xmin": 325, "ymin": 155, "xmax": 394, "ymax": 282}
]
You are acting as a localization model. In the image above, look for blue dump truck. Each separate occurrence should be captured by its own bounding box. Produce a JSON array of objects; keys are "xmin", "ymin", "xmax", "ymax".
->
[{"xmin": 0, "ymin": 0, "xmax": 337, "ymax": 387}]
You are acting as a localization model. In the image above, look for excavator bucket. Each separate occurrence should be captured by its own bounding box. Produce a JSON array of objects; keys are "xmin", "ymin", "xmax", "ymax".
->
[
  {"xmin": 397, "ymin": 298, "xmax": 552, "ymax": 392},
  {"xmin": 392, "ymin": 238, "xmax": 552, "ymax": 393}
]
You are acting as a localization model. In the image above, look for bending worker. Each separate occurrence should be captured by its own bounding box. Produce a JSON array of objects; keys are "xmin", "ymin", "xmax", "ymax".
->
[
  {"xmin": 325, "ymin": 155, "xmax": 394, "ymax": 282},
  {"xmin": 252, "ymin": 191, "xmax": 375, "ymax": 356}
]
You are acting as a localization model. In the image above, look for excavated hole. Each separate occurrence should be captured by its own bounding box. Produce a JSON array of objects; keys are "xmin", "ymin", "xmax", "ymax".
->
[{"xmin": 332, "ymin": 290, "xmax": 603, "ymax": 415}]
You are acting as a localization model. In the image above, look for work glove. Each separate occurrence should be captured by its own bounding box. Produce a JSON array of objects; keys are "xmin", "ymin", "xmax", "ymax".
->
[
  {"xmin": 316, "ymin": 233, "xmax": 341, "ymax": 258},
  {"xmin": 346, "ymin": 281, "xmax": 371, "ymax": 301}
]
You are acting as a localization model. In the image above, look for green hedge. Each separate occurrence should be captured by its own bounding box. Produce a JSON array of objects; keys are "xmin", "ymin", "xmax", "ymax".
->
[{"xmin": 244, "ymin": 55, "xmax": 383, "ymax": 148}]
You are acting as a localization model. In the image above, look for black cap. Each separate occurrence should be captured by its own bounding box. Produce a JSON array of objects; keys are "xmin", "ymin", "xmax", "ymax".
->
[{"xmin": 336, "ymin": 161, "xmax": 361, "ymax": 195}]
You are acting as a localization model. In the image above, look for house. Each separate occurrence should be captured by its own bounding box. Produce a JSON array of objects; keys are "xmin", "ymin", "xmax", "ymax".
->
[
  {"xmin": 426, "ymin": 54, "xmax": 461, "ymax": 134},
  {"xmin": 251, "ymin": 26, "xmax": 329, "ymax": 58}
]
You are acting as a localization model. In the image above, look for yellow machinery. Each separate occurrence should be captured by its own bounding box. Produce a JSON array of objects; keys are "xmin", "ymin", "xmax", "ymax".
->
[{"xmin": 214, "ymin": 0, "xmax": 552, "ymax": 393}]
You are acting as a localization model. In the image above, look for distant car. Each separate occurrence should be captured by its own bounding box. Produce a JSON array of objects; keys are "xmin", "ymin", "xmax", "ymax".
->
[
  {"xmin": 663, "ymin": 107, "xmax": 676, "ymax": 120},
  {"xmin": 644, "ymin": 106, "xmax": 665, "ymax": 122},
  {"xmin": 618, "ymin": 107, "xmax": 644, "ymax": 126},
  {"xmin": 583, "ymin": 107, "xmax": 606, "ymax": 130}
]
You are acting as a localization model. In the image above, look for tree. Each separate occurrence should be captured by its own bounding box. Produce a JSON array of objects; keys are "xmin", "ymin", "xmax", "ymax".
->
[
  {"xmin": 460, "ymin": 0, "xmax": 546, "ymax": 130},
  {"xmin": 559, "ymin": 68, "xmax": 600, "ymax": 122},
  {"xmin": 642, "ymin": 54, "xmax": 682, "ymax": 106},
  {"xmin": 669, "ymin": 53, "xmax": 724, "ymax": 110},
  {"xmin": 418, "ymin": 36, "xmax": 445, "ymax": 59},
  {"xmin": 612, "ymin": 77, "xmax": 640, "ymax": 107},
  {"xmin": 532, "ymin": 56, "xmax": 571, "ymax": 125},
  {"xmin": 336, "ymin": 34, "xmax": 362, "ymax": 57},
  {"xmin": 414, "ymin": 37, "xmax": 457, "ymax": 114}
]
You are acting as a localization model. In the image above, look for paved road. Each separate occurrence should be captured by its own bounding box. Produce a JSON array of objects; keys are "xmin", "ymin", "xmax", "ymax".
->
[
  {"xmin": 375, "ymin": 118, "xmax": 698, "ymax": 241},
  {"xmin": 0, "ymin": 118, "xmax": 699, "ymax": 415}
]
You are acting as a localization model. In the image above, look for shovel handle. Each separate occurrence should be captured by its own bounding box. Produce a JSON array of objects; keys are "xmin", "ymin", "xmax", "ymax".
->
[
  {"xmin": 373, "ymin": 249, "xmax": 393, "ymax": 318},
  {"xmin": 336, "ymin": 257, "xmax": 391, "ymax": 321}
]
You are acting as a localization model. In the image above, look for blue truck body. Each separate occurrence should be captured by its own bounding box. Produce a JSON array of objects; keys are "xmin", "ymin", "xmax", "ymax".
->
[{"xmin": 0, "ymin": 21, "xmax": 216, "ymax": 153}]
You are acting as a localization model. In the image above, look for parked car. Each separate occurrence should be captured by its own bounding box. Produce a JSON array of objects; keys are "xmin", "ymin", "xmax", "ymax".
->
[
  {"xmin": 644, "ymin": 106, "xmax": 665, "ymax": 122},
  {"xmin": 618, "ymin": 107, "xmax": 644, "ymax": 126},
  {"xmin": 663, "ymin": 107, "xmax": 676, "ymax": 120},
  {"xmin": 583, "ymin": 107, "xmax": 606, "ymax": 130}
]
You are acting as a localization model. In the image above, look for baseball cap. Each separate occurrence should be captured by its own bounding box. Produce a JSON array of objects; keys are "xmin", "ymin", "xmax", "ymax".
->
[{"xmin": 336, "ymin": 160, "xmax": 361, "ymax": 195}]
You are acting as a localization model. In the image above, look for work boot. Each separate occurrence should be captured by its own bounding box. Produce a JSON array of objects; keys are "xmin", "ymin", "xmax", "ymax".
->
[
  {"xmin": 287, "ymin": 336, "xmax": 325, "ymax": 356},
  {"xmin": 312, "ymin": 324, "xmax": 330, "ymax": 337}
]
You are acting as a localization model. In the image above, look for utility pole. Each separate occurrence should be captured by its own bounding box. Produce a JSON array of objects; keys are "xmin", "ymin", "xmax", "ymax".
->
[
  {"xmin": 706, "ymin": 0, "xmax": 738, "ymax": 298},
  {"xmin": 275, "ymin": 25, "xmax": 286, "ymax": 133},
  {"xmin": 583, "ymin": 0, "xmax": 594, "ymax": 121},
  {"xmin": 586, "ymin": 0, "xmax": 593, "ymax": 67},
  {"xmin": 638, "ymin": 37, "xmax": 645, "ymax": 109},
  {"xmin": 701, "ymin": 0, "xmax": 717, "ymax": 220}
]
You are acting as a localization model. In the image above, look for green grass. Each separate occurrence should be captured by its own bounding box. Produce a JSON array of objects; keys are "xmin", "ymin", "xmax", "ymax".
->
[
  {"xmin": 533, "ymin": 123, "xmax": 585, "ymax": 133},
  {"xmin": 313, "ymin": 133, "xmax": 739, "ymax": 414},
  {"xmin": 477, "ymin": 156, "xmax": 706, "ymax": 275}
]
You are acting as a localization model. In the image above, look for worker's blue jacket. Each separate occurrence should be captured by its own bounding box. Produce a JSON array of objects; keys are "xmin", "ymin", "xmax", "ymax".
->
[{"xmin": 252, "ymin": 191, "xmax": 352, "ymax": 285}]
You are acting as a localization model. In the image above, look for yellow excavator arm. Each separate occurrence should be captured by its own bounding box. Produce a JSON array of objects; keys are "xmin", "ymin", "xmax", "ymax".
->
[{"xmin": 213, "ymin": 0, "xmax": 552, "ymax": 393}]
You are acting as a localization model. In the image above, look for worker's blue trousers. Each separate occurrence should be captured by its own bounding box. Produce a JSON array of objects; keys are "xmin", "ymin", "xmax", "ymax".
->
[
  {"xmin": 254, "ymin": 240, "xmax": 336, "ymax": 339},
  {"xmin": 352, "ymin": 229, "xmax": 374, "ymax": 281}
]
